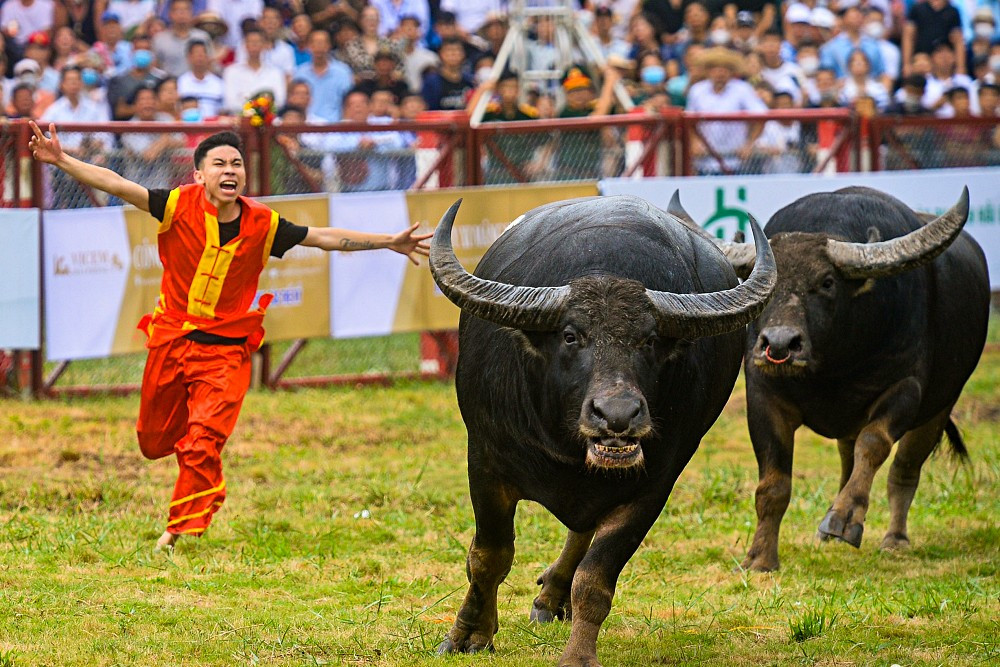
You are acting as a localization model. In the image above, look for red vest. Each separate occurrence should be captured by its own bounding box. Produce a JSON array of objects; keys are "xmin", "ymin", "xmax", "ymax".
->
[{"xmin": 139, "ymin": 184, "xmax": 279, "ymax": 349}]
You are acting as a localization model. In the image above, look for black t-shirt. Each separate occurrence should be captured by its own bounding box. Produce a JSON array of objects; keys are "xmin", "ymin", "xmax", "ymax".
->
[
  {"xmin": 907, "ymin": 3, "xmax": 961, "ymax": 55},
  {"xmin": 356, "ymin": 77, "xmax": 412, "ymax": 104},
  {"xmin": 147, "ymin": 188, "xmax": 310, "ymax": 344}
]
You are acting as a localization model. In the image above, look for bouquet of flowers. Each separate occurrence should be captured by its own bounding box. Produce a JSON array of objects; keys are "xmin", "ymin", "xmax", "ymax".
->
[{"xmin": 243, "ymin": 93, "xmax": 276, "ymax": 127}]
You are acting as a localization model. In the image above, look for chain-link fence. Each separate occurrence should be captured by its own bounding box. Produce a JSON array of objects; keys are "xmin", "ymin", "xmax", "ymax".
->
[
  {"xmin": 868, "ymin": 117, "xmax": 1000, "ymax": 171},
  {"xmin": 264, "ymin": 118, "xmax": 469, "ymax": 195},
  {"xmin": 476, "ymin": 113, "xmax": 677, "ymax": 184},
  {"xmin": 680, "ymin": 110, "xmax": 855, "ymax": 176}
]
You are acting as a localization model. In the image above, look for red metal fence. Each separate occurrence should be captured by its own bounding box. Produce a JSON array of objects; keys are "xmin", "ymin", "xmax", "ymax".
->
[{"xmin": 2, "ymin": 110, "xmax": 997, "ymax": 397}]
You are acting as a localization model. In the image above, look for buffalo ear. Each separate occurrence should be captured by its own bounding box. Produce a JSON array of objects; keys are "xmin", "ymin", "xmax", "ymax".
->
[
  {"xmin": 866, "ymin": 226, "xmax": 881, "ymax": 244},
  {"xmin": 504, "ymin": 327, "xmax": 544, "ymax": 359}
]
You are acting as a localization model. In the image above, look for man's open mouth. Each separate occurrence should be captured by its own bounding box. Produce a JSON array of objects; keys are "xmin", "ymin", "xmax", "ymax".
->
[
  {"xmin": 586, "ymin": 437, "xmax": 644, "ymax": 469},
  {"xmin": 220, "ymin": 180, "xmax": 239, "ymax": 193}
]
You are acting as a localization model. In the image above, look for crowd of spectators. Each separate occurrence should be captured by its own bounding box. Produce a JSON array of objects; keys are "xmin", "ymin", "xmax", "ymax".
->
[{"xmin": 1, "ymin": 0, "xmax": 998, "ymax": 186}]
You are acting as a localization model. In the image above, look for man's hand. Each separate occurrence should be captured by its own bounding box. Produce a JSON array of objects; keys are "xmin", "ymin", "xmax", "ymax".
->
[
  {"xmin": 28, "ymin": 121, "xmax": 64, "ymax": 164},
  {"xmin": 388, "ymin": 222, "xmax": 432, "ymax": 265}
]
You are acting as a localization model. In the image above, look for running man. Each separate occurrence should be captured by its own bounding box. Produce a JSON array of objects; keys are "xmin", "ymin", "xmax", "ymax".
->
[{"xmin": 29, "ymin": 122, "xmax": 431, "ymax": 551}]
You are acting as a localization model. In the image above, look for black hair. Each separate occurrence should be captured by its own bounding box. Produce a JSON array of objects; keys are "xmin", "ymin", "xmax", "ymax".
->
[
  {"xmin": 278, "ymin": 104, "xmax": 307, "ymax": 117},
  {"xmin": 12, "ymin": 82, "xmax": 34, "ymax": 97},
  {"xmin": 129, "ymin": 84, "xmax": 156, "ymax": 105},
  {"xmin": 243, "ymin": 26, "xmax": 263, "ymax": 39},
  {"xmin": 762, "ymin": 28, "xmax": 783, "ymax": 40},
  {"xmin": 980, "ymin": 82, "xmax": 1000, "ymax": 94},
  {"xmin": 902, "ymin": 73, "xmax": 927, "ymax": 90},
  {"xmin": 440, "ymin": 36, "xmax": 465, "ymax": 50},
  {"xmin": 436, "ymin": 11, "xmax": 457, "ymax": 24},
  {"xmin": 194, "ymin": 131, "xmax": 244, "ymax": 169},
  {"xmin": 185, "ymin": 39, "xmax": 209, "ymax": 56},
  {"xmin": 154, "ymin": 75, "xmax": 177, "ymax": 93},
  {"xmin": 60, "ymin": 65, "xmax": 82, "ymax": 81},
  {"xmin": 180, "ymin": 95, "xmax": 199, "ymax": 104}
]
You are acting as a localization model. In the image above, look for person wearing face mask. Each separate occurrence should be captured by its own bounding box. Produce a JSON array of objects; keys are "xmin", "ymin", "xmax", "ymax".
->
[
  {"xmin": 968, "ymin": 8, "xmax": 997, "ymax": 78},
  {"xmin": 819, "ymin": 2, "xmax": 885, "ymax": 80},
  {"xmin": 885, "ymin": 73, "xmax": 933, "ymax": 115},
  {"xmin": 108, "ymin": 34, "xmax": 164, "ymax": 119},
  {"xmin": 635, "ymin": 51, "xmax": 668, "ymax": 104},
  {"xmin": 863, "ymin": 7, "xmax": 899, "ymax": 86}
]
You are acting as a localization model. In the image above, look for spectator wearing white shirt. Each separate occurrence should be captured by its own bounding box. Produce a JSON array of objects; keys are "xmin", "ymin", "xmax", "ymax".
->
[
  {"xmin": 121, "ymin": 85, "xmax": 186, "ymax": 188},
  {"xmin": 838, "ymin": 48, "xmax": 890, "ymax": 112},
  {"xmin": 106, "ymin": 0, "xmax": 157, "ymax": 35},
  {"xmin": 399, "ymin": 14, "xmax": 437, "ymax": 93},
  {"xmin": 919, "ymin": 40, "xmax": 978, "ymax": 116},
  {"xmin": 369, "ymin": 0, "xmax": 430, "ymax": 39},
  {"xmin": 0, "ymin": 0, "xmax": 55, "ymax": 47},
  {"xmin": 177, "ymin": 39, "xmax": 224, "ymax": 117},
  {"xmin": 755, "ymin": 89, "xmax": 803, "ymax": 173},
  {"xmin": 685, "ymin": 47, "xmax": 768, "ymax": 174},
  {"xmin": 759, "ymin": 29, "xmax": 805, "ymax": 105},
  {"xmin": 40, "ymin": 65, "xmax": 111, "ymax": 206},
  {"xmin": 321, "ymin": 89, "xmax": 409, "ymax": 192},
  {"xmin": 863, "ymin": 7, "xmax": 900, "ymax": 86},
  {"xmin": 235, "ymin": 7, "xmax": 296, "ymax": 77},
  {"xmin": 224, "ymin": 27, "xmax": 286, "ymax": 113},
  {"xmin": 206, "ymin": 0, "xmax": 263, "ymax": 49}
]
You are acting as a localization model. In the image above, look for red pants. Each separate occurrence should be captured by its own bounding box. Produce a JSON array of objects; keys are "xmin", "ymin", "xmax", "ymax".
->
[{"xmin": 136, "ymin": 337, "xmax": 252, "ymax": 536}]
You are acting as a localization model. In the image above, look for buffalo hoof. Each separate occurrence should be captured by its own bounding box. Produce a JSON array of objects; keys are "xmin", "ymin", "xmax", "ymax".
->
[
  {"xmin": 529, "ymin": 598, "xmax": 566, "ymax": 623},
  {"xmin": 817, "ymin": 511, "xmax": 863, "ymax": 548},
  {"xmin": 880, "ymin": 533, "xmax": 911, "ymax": 551},
  {"xmin": 740, "ymin": 555, "xmax": 779, "ymax": 573},
  {"xmin": 436, "ymin": 633, "xmax": 493, "ymax": 655}
]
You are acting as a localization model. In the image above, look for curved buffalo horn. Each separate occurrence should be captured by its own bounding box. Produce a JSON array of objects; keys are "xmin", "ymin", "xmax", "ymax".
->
[
  {"xmin": 667, "ymin": 190, "xmax": 698, "ymax": 229},
  {"xmin": 826, "ymin": 187, "xmax": 970, "ymax": 279},
  {"xmin": 646, "ymin": 212, "xmax": 777, "ymax": 338},
  {"xmin": 429, "ymin": 199, "xmax": 571, "ymax": 331}
]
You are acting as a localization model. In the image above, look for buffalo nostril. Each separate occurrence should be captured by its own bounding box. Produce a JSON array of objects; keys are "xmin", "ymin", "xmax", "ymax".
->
[
  {"xmin": 789, "ymin": 336, "xmax": 802, "ymax": 353},
  {"xmin": 591, "ymin": 397, "xmax": 642, "ymax": 434}
]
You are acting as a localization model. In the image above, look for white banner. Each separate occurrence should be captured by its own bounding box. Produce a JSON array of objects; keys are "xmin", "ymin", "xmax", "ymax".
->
[
  {"xmin": 601, "ymin": 168, "xmax": 1000, "ymax": 288},
  {"xmin": 328, "ymin": 191, "xmax": 411, "ymax": 338},
  {"xmin": 0, "ymin": 209, "xmax": 41, "ymax": 349},
  {"xmin": 44, "ymin": 207, "xmax": 132, "ymax": 360}
]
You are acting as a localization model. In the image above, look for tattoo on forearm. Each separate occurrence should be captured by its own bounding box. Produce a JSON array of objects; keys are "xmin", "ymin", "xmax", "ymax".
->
[{"xmin": 340, "ymin": 238, "xmax": 374, "ymax": 250}]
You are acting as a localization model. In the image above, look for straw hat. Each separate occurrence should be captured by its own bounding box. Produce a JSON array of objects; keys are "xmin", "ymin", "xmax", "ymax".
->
[
  {"xmin": 195, "ymin": 12, "xmax": 228, "ymax": 38},
  {"xmin": 697, "ymin": 47, "xmax": 744, "ymax": 73}
]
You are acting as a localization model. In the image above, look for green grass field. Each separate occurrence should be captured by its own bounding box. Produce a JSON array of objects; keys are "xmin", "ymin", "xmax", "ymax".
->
[{"xmin": 2, "ymin": 326, "xmax": 998, "ymax": 666}]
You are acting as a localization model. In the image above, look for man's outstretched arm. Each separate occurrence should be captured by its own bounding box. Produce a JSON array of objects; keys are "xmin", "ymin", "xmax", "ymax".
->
[
  {"xmin": 300, "ymin": 223, "xmax": 432, "ymax": 265},
  {"xmin": 29, "ymin": 121, "xmax": 150, "ymax": 212}
]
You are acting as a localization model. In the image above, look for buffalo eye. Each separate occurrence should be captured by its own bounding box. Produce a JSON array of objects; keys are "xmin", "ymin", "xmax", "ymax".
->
[
  {"xmin": 563, "ymin": 329, "xmax": 578, "ymax": 346},
  {"xmin": 820, "ymin": 275, "xmax": 835, "ymax": 291},
  {"xmin": 643, "ymin": 334, "xmax": 658, "ymax": 350}
]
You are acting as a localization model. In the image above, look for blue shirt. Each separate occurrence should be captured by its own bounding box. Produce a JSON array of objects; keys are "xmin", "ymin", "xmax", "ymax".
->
[
  {"xmin": 293, "ymin": 58, "xmax": 354, "ymax": 122},
  {"xmin": 819, "ymin": 34, "xmax": 885, "ymax": 79}
]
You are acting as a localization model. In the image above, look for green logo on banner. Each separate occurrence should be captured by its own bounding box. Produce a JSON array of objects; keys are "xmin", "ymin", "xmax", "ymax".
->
[{"xmin": 703, "ymin": 187, "xmax": 752, "ymax": 240}]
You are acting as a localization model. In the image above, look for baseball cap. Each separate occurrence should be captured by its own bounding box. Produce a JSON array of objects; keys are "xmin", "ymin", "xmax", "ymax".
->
[
  {"xmin": 837, "ymin": 0, "xmax": 860, "ymax": 13},
  {"xmin": 811, "ymin": 7, "xmax": 836, "ymax": 29},
  {"xmin": 101, "ymin": 11, "xmax": 121, "ymax": 23},
  {"xmin": 13, "ymin": 59, "xmax": 41, "ymax": 76},
  {"xmin": 562, "ymin": 65, "xmax": 593, "ymax": 91},
  {"xmin": 736, "ymin": 10, "xmax": 755, "ymax": 27},
  {"xmin": 785, "ymin": 4, "xmax": 813, "ymax": 25}
]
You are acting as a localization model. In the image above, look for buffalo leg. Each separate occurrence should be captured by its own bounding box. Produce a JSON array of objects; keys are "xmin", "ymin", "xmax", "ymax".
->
[
  {"xmin": 742, "ymin": 388, "xmax": 801, "ymax": 572},
  {"xmin": 438, "ymin": 480, "xmax": 518, "ymax": 654},
  {"xmin": 818, "ymin": 438, "xmax": 857, "ymax": 543},
  {"xmin": 531, "ymin": 529, "xmax": 596, "ymax": 623},
  {"xmin": 818, "ymin": 378, "xmax": 921, "ymax": 548},
  {"xmin": 882, "ymin": 406, "xmax": 951, "ymax": 550},
  {"xmin": 559, "ymin": 498, "xmax": 664, "ymax": 667}
]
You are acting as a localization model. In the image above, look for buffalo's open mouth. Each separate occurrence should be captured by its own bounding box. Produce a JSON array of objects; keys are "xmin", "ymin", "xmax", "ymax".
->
[{"xmin": 586, "ymin": 437, "xmax": 644, "ymax": 469}]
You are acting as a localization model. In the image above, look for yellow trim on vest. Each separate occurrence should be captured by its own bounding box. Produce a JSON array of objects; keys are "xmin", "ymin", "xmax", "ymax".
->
[
  {"xmin": 187, "ymin": 210, "xmax": 242, "ymax": 319},
  {"xmin": 262, "ymin": 210, "xmax": 279, "ymax": 266},
  {"xmin": 159, "ymin": 188, "xmax": 181, "ymax": 234},
  {"xmin": 167, "ymin": 505, "xmax": 214, "ymax": 527}
]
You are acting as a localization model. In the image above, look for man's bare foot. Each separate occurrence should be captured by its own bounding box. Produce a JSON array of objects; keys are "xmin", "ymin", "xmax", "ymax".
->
[{"xmin": 154, "ymin": 531, "xmax": 180, "ymax": 552}]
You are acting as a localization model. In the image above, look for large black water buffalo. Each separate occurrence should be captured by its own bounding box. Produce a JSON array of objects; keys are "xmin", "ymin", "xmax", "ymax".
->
[
  {"xmin": 675, "ymin": 186, "xmax": 989, "ymax": 572},
  {"xmin": 428, "ymin": 195, "xmax": 776, "ymax": 667}
]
